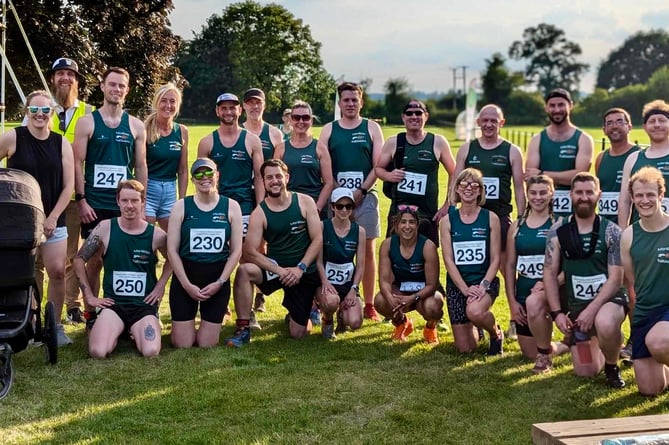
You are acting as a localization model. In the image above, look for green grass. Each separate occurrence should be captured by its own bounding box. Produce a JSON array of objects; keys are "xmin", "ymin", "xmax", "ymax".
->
[{"xmin": 0, "ymin": 123, "xmax": 666, "ymax": 445}]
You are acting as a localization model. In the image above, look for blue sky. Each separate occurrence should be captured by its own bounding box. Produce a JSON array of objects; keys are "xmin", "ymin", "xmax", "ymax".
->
[{"xmin": 170, "ymin": 0, "xmax": 669, "ymax": 94}]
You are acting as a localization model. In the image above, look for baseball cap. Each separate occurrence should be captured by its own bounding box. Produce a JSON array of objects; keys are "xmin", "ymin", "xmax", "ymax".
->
[
  {"xmin": 216, "ymin": 93, "xmax": 240, "ymax": 105},
  {"xmin": 545, "ymin": 88, "xmax": 572, "ymax": 104},
  {"xmin": 282, "ymin": 108, "xmax": 292, "ymax": 116},
  {"xmin": 331, "ymin": 187, "xmax": 355, "ymax": 203},
  {"xmin": 49, "ymin": 57, "xmax": 81, "ymax": 78},
  {"xmin": 243, "ymin": 88, "xmax": 265, "ymax": 102},
  {"xmin": 403, "ymin": 100, "xmax": 428, "ymax": 113},
  {"xmin": 190, "ymin": 158, "xmax": 217, "ymax": 175}
]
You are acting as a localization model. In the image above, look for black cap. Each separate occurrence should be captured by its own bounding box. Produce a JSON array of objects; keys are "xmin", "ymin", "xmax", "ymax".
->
[
  {"xmin": 545, "ymin": 88, "xmax": 572, "ymax": 104},
  {"xmin": 190, "ymin": 158, "xmax": 217, "ymax": 175},
  {"xmin": 243, "ymin": 88, "xmax": 265, "ymax": 102},
  {"xmin": 49, "ymin": 58, "xmax": 81, "ymax": 79}
]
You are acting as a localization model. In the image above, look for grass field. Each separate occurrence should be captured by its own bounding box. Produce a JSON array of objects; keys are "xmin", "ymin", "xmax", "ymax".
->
[{"xmin": 0, "ymin": 123, "xmax": 666, "ymax": 445}]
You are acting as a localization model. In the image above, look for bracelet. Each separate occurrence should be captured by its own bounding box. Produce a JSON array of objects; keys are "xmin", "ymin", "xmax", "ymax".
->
[
  {"xmin": 414, "ymin": 294, "xmax": 421, "ymax": 303},
  {"xmin": 217, "ymin": 277, "xmax": 226, "ymax": 286}
]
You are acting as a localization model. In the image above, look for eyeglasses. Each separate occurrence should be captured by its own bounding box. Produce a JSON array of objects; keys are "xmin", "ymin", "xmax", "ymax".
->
[
  {"xmin": 27, "ymin": 106, "xmax": 52, "ymax": 115},
  {"xmin": 397, "ymin": 204, "xmax": 419, "ymax": 213},
  {"xmin": 58, "ymin": 111, "xmax": 66, "ymax": 132},
  {"xmin": 605, "ymin": 118, "xmax": 628, "ymax": 128},
  {"xmin": 193, "ymin": 170, "xmax": 215, "ymax": 180},
  {"xmin": 404, "ymin": 110, "xmax": 424, "ymax": 117},
  {"xmin": 458, "ymin": 181, "xmax": 481, "ymax": 189},
  {"xmin": 334, "ymin": 203, "xmax": 354, "ymax": 211},
  {"xmin": 291, "ymin": 114, "xmax": 312, "ymax": 122}
]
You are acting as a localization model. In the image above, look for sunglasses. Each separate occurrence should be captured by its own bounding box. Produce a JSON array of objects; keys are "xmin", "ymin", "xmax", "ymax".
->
[
  {"xmin": 28, "ymin": 106, "xmax": 52, "ymax": 115},
  {"xmin": 458, "ymin": 181, "xmax": 481, "ymax": 189},
  {"xmin": 291, "ymin": 114, "xmax": 312, "ymax": 122},
  {"xmin": 334, "ymin": 203, "xmax": 354, "ymax": 211},
  {"xmin": 193, "ymin": 170, "xmax": 215, "ymax": 180},
  {"xmin": 397, "ymin": 204, "xmax": 419, "ymax": 213},
  {"xmin": 404, "ymin": 110, "xmax": 424, "ymax": 117}
]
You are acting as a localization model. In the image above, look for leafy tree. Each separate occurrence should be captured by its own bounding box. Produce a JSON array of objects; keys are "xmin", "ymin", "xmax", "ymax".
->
[
  {"xmin": 384, "ymin": 77, "xmax": 410, "ymax": 123},
  {"xmin": 1, "ymin": 1, "xmax": 178, "ymax": 118},
  {"xmin": 596, "ymin": 30, "xmax": 669, "ymax": 91},
  {"xmin": 480, "ymin": 52, "xmax": 523, "ymax": 109},
  {"xmin": 508, "ymin": 23, "xmax": 589, "ymax": 95},
  {"xmin": 504, "ymin": 91, "xmax": 545, "ymax": 125},
  {"xmin": 176, "ymin": 0, "xmax": 334, "ymax": 120}
]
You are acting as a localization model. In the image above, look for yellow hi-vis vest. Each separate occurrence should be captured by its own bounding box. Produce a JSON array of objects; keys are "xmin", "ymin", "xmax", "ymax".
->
[{"xmin": 51, "ymin": 101, "xmax": 94, "ymax": 143}]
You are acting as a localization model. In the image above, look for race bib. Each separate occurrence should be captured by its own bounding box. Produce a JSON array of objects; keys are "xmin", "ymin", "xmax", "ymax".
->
[
  {"xmin": 399, "ymin": 281, "xmax": 425, "ymax": 292},
  {"xmin": 598, "ymin": 192, "xmax": 618, "ymax": 216},
  {"xmin": 94, "ymin": 164, "xmax": 126, "ymax": 189},
  {"xmin": 190, "ymin": 228, "xmax": 225, "ymax": 253},
  {"xmin": 571, "ymin": 274, "xmax": 606, "ymax": 301},
  {"xmin": 516, "ymin": 254, "xmax": 544, "ymax": 279},
  {"xmin": 453, "ymin": 240, "xmax": 486, "ymax": 266},
  {"xmin": 336, "ymin": 171, "xmax": 364, "ymax": 189},
  {"xmin": 553, "ymin": 190, "xmax": 572, "ymax": 214},
  {"xmin": 397, "ymin": 171, "xmax": 427, "ymax": 196},
  {"xmin": 662, "ymin": 198, "xmax": 669, "ymax": 213},
  {"xmin": 113, "ymin": 271, "xmax": 146, "ymax": 297},
  {"xmin": 325, "ymin": 262, "xmax": 354, "ymax": 285},
  {"xmin": 242, "ymin": 215, "xmax": 250, "ymax": 237},
  {"xmin": 265, "ymin": 258, "xmax": 280, "ymax": 282},
  {"xmin": 483, "ymin": 177, "xmax": 499, "ymax": 200}
]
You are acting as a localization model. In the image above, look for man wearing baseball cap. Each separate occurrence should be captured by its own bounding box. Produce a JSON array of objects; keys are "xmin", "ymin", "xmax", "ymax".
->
[
  {"xmin": 524, "ymin": 88, "xmax": 594, "ymax": 218},
  {"xmin": 241, "ymin": 88, "xmax": 283, "ymax": 161}
]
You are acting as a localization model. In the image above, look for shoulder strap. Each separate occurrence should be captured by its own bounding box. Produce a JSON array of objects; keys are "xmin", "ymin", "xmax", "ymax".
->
[{"xmin": 394, "ymin": 132, "xmax": 406, "ymax": 169}]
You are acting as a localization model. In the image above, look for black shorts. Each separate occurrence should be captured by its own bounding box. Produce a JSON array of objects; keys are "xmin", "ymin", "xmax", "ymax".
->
[
  {"xmin": 499, "ymin": 213, "xmax": 511, "ymax": 251},
  {"xmin": 169, "ymin": 259, "xmax": 231, "ymax": 324},
  {"xmin": 446, "ymin": 277, "xmax": 500, "ymax": 325},
  {"xmin": 257, "ymin": 270, "xmax": 320, "ymax": 326},
  {"xmin": 104, "ymin": 304, "xmax": 157, "ymax": 330},
  {"xmin": 513, "ymin": 302, "xmax": 533, "ymax": 337},
  {"xmin": 631, "ymin": 306, "xmax": 669, "ymax": 360},
  {"xmin": 81, "ymin": 208, "xmax": 121, "ymax": 239}
]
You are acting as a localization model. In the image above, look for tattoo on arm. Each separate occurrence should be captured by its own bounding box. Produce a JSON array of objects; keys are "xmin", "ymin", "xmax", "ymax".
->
[
  {"xmin": 144, "ymin": 324, "xmax": 156, "ymax": 341},
  {"xmin": 545, "ymin": 230, "xmax": 557, "ymax": 267},
  {"xmin": 76, "ymin": 234, "xmax": 102, "ymax": 262},
  {"xmin": 607, "ymin": 224, "xmax": 622, "ymax": 266}
]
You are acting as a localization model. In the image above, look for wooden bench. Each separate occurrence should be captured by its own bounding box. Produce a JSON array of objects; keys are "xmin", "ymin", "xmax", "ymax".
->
[{"xmin": 532, "ymin": 414, "xmax": 669, "ymax": 444}]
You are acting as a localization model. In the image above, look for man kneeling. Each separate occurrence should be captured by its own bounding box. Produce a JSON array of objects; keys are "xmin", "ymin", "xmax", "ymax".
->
[{"xmin": 74, "ymin": 180, "xmax": 171, "ymax": 358}]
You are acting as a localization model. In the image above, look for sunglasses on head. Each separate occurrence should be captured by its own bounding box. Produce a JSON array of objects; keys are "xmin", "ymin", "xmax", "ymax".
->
[
  {"xmin": 291, "ymin": 114, "xmax": 312, "ymax": 122},
  {"xmin": 193, "ymin": 170, "xmax": 215, "ymax": 180},
  {"xmin": 28, "ymin": 106, "xmax": 52, "ymax": 115},
  {"xmin": 334, "ymin": 203, "xmax": 354, "ymax": 211},
  {"xmin": 404, "ymin": 110, "xmax": 424, "ymax": 117},
  {"xmin": 459, "ymin": 181, "xmax": 481, "ymax": 189},
  {"xmin": 397, "ymin": 204, "xmax": 419, "ymax": 213}
]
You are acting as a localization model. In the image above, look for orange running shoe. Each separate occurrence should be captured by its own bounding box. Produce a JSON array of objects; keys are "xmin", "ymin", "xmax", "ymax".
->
[
  {"xmin": 364, "ymin": 304, "xmax": 382, "ymax": 322},
  {"xmin": 391, "ymin": 318, "xmax": 414, "ymax": 342},
  {"xmin": 423, "ymin": 326, "xmax": 439, "ymax": 344}
]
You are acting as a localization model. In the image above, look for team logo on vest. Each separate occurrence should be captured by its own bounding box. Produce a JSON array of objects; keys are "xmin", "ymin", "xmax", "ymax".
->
[
  {"xmin": 537, "ymin": 228, "xmax": 550, "ymax": 238},
  {"xmin": 212, "ymin": 213, "xmax": 228, "ymax": 224},
  {"xmin": 300, "ymin": 154, "xmax": 314, "ymax": 164},
  {"xmin": 115, "ymin": 131, "xmax": 132, "ymax": 144},
  {"xmin": 409, "ymin": 263, "xmax": 424, "ymax": 274},
  {"xmin": 655, "ymin": 161, "xmax": 669, "ymax": 175},
  {"xmin": 132, "ymin": 249, "xmax": 151, "ymax": 265},
  {"xmin": 344, "ymin": 240, "xmax": 358, "ymax": 253},
  {"xmin": 657, "ymin": 246, "xmax": 669, "ymax": 264},
  {"xmin": 351, "ymin": 132, "xmax": 368, "ymax": 144},
  {"xmin": 417, "ymin": 150, "xmax": 433, "ymax": 162},
  {"xmin": 472, "ymin": 227, "xmax": 488, "ymax": 238},
  {"xmin": 492, "ymin": 155, "xmax": 508, "ymax": 167},
  {"xmin": 469, "ymin": 155, "xmax": 480, "ymax": 164},
  {"xmin": 232, "ymin": 150, "xmax": 246, "ymax": 161},
  {"xmin": 290, "ymin": 220, "xmax": 307, "ymax": 235},
  {"xmin": 559, "ymin": 145, "xmax": 577, "ymax": 159},
  {"xmin": 168, "ymin": 141, "xmax": 182, "ymax": 151}
]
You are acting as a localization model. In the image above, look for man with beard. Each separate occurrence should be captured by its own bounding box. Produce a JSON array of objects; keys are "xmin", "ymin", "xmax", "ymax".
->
[
  {"xmin": 319, "ymin": 81, "xmax": 385, "ymax": 322},
  {"xmin": 525, "ymin": 89, "xmax": 593, "ymax": 218},
  {"xmin": 618, "ymin": 100, "xmax": 669, "ymax": 228},
  {"xmin": 229, "ymin": 159, "xmax": 322, "ymax": 344},
  {"xmin": 241, "ymin": 88, "xmax": 283, "ymax": 161},
  {"xmin": 544, "ymin": 173, "xmax": 627, "ymax": 388},
  {"xmin": 73, "ymin": 180, "xmax": 171, "ymax": 358},
  {"xmin": 35, "ymin": 58, "xmax": 95, "ymax": 326},
  {"xmin": 73, "ymin": 67, "xmax": 147, "ymax": 329}
]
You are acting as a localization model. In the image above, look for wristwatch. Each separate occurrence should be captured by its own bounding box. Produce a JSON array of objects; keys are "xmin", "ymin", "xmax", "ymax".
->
[
  {"xmin": 75, "ymin": 193, "xmax": 86, "ymax": 201},
  {"xmin": 351, "ymin": 284, "xmax": 360, "ymax": 293},
  {"xmin": 356, "ymin": 186, "xmax": 368, "ymax": 196},
  {"xmin": 217, "ymin": 277, "xmax": 226, "ymax": 286},
  {"xmin": 480, "ymin": 279, "xmax": 491, "ymax": 291},
  {"xmin": 549, "ymin": 310, "xmax": 563, "ymax": 321},
  {"xmin": 414, "ymin": 294, "xmax": 421, "ymax": 303},
  {"xmin": 297, "ymin": 262, "xmax": 307, "ymax": 272}
]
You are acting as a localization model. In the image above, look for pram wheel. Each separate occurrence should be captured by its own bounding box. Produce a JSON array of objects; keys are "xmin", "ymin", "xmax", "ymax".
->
[
  {"xmin": 0, "ymin": 347, "xmax": 13, "ymax": 399},
  {"xmin": 43, "ymin": 302, "xmax": 57, "ymax": 365}
]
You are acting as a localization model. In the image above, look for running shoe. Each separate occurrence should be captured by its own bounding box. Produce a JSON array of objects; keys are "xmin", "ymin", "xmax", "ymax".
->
[
  {"xmin": 335, "ymin": 311, "xmax": 348, "ymax": 334},
  {"xmin": 487, "ymin": 326, "xmax": 504, "ymax": 356},
  {"xmin": 84, "ymin": 310, "xmax": 97, "ymax": 333},
  {"xmin": 423, "ymin": 326, "xmax": 439, "ymax": 344},
  {"xmin": 391, "ymin": 318, "xmax": 414, "ymax": 342},
  {"xmin": 249, "ymin": 311, "xmax": 262, "ymax": 330},
  {"xmin": 532, "ymin": 353, "xmax": 553, "ymax": 374},
  {"xmin": 66, "ymin": 308, "xmax": 84, "ymax": 324},
  {"xmin": 56, "ymin": 324, "xmax": 73, "ymax": 346},
  {"xmin": 310, "ymin": 308, "xmax": 321, "ymax": 326},
  {"xmin": 620, "ymin": 341, "xmax": 633, "ymax": 366},
  {"xmin": 253, "ymin": 293, "xmax": 266, "ymax": 313},
  {"xmin": 363, "ymin": 304, "xmax": 381, "ymax": 322},
  {"xmin": 437, "ymin": 318, "xmax": 450, "ymax": 332},
  {"xmin": 506, "ymin": 320, "xmax": 518, "ymax": 340},
  {"xmin": 322, "ymin": 321, "xmax": 336, "ymax": 340},
  {"xmin": 226, "ymin": 327, "xmax": 251, "ymax": 348},
  {"xmin": 605, "ymin": 364, "xmax": 625, "ymax": 388}
]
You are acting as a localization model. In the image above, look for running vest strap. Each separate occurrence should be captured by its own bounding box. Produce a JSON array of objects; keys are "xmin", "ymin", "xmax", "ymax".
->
[
  {"xmin": 328, "ymin": 119, "xmax": 375, "ymax": 193},
  {"xmin": 258, "ymin": 122, "xmax": 275, "ymax": 161},
  {"xmin": 465, "ymin": 139, "xmax": 513, "ymax": 216},
  {"xmin": 209, "ymin": 128, "xmax": 255, "ymax": 215},
  {"xmin": 447, "ymin": 208, "xmax": 491, "ymax": 286},
  {"xmin": 147, "ymin": 123, "xmax": 183, "ymax": 181},
  {"xmin": 284, "ymin": 138, "xmax": 322, "ymax": 202},
  {"xmin": 179, "ymin": 196, "xmax": 231, "ymax": 264}
]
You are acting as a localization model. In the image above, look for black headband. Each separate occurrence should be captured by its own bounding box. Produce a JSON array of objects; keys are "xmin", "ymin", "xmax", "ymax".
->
[{"xmin": 643, "ymin": 109, "xmax": 669, "ymax": 124}]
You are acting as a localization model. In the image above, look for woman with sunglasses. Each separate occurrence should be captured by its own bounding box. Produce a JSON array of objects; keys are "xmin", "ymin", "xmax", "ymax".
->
[
  {"xmin": 273, "ymin": 100, "xmax": 334, "ymax": 219},
  {"xmin": 0, "ymin": 90, "xmax": 75, "ymax": 346},
  {"xmin": 316, "ymin": 188, "xmax": 366, "ymax": 339},
  {"xmin": 440, "ymin": 168, "xmax": 503, "ymax": 354},
  {"xmin": 166, "ymin": 158, "xmax": 243, "ymax": 348},
  {"xmin": 504, "ymin": 175, "xmax": 568, "ymax": 369},
  {"xmin": 144, "ymin": 83, "xmax": 189, "ymax": 231},
  {"xmin": 374, "ymin": 205, "xmax": 443, "ymax": 344}
]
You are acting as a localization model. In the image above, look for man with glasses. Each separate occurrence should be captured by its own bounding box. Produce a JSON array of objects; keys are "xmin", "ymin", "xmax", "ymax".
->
[
  {"xmin": 375, "ymin": 99, "xmax": 456, "ymax": 244},
  {"xmin": 525, "ymin": 88, "xmax": 594, "ymax": 218},
  {"xmin": 73, "ymin": 67, "xmax": 147, "ymax": 330},
  {"xmin": 319, "ymin": 82, "xmax": 384, "ymax": 321}
]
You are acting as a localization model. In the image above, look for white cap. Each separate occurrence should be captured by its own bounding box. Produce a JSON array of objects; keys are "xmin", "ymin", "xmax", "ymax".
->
[{"xmin": 331, "ymin": 187, "xmax": 354, "ymax": 203}]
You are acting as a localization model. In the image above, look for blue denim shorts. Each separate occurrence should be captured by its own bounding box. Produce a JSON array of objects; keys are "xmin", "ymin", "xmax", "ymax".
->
[
  {"xmin": 42, "ymin": 226, "xmax": 68, "ymax": 245},
  {"xmin": 145, "ymin": 179, "xmax": 177, "ymax": 219}
]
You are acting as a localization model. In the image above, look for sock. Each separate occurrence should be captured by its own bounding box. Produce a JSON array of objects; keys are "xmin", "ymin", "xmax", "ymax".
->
[
  {"xmin": 237, "ymin": 319, "xmax": 249, "ymax": 329},
  {"xmin": 537, "ymin": 347, "xmax": 551, "ymax": 355}
]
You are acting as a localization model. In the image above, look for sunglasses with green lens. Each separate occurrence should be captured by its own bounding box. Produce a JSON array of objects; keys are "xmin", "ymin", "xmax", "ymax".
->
[{"xmin": 193, "ymin": 170, "xmax": 215, "ymax": 180}]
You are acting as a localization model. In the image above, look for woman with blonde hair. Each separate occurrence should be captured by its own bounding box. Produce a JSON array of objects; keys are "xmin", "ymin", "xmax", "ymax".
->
[{"xmin": 144, "ymin": 83, "xmax": 189, "ymax": 230}]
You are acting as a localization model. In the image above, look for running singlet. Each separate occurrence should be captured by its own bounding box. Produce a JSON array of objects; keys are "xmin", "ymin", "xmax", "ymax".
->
[
  {"xmin": 328, "ymin": 119, "xmax": 375, "ymax": 193},
  {"xmin": 538, "ymin": 128, "xmax": 582, "ymax": 217},
  {"xmin": 147, "ymin": 123, "xmax": 183, "ymax": 181},
  {"xmin": 84, "ymin": 111, "xmax": 135, "ymax": 210},
  {"xmin": 102, "ymin": 219, "xmax": 157, "ymax": 306},
  {"xmin": 209, "ymin": 129, "xmax": 254, "ymax": 215},
  {"xmin": 629, "ymin": 222, "xmax": 669, "ymax": 325},
  {"xmin": 447, "ymin": 208, "xmax": 491, "ymax": 286},
  {"xmin": 393, "ymin": 133, "xmax": 439, "ymax": 220},
  {"xmin": 513, "ymin": 218, "xmax": 552, "ymax": 304},
  {"xmin": 628, "ymin": 150, "xmax": 669, "ymax": 224},
  {"xmin": 260, "ymin": 192, "xmax": 315, "ymax": 273},
  {"xmin": 596, "ymin": 145, "xmax": 640, "ymax": 223},
  {"xmin": 465, "ymin": 139, "xmax": 513, "ymax": 217},
  {"xmin": 179, "ymin": 196, "xmax": 231, "ymax": 264},
  {"xmin": 389, "ymin": 233, "xmax": 428, "ymax": 292},
  {"xmin": 322, "ymin": 219, "xmax": 359, "ymax": 286},
  {"xmin": 284, "ymin": 138, "xmax": 322, "ymax": 203},
  {"xmin": 257, "ymin": 122, "xmax": 275, "ymax": 161}
]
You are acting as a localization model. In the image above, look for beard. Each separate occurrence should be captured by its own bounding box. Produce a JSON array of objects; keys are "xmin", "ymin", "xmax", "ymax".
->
[
  {"xmin": 548, "ymin": 113, "xmax": 567, "ymax": 125},
  {"xmin": 574, "ymin": 200, "xmax": 596, "ymax": 218},
  {"xmin": 53, "ymin": 83, "xmax": 77, "ymax": 108}
]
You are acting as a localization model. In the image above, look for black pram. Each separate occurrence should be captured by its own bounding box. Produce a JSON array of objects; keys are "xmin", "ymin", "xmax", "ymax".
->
[{"xmin": 0, "ymin": 168, "xmax": 57, "ymax": 399}]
